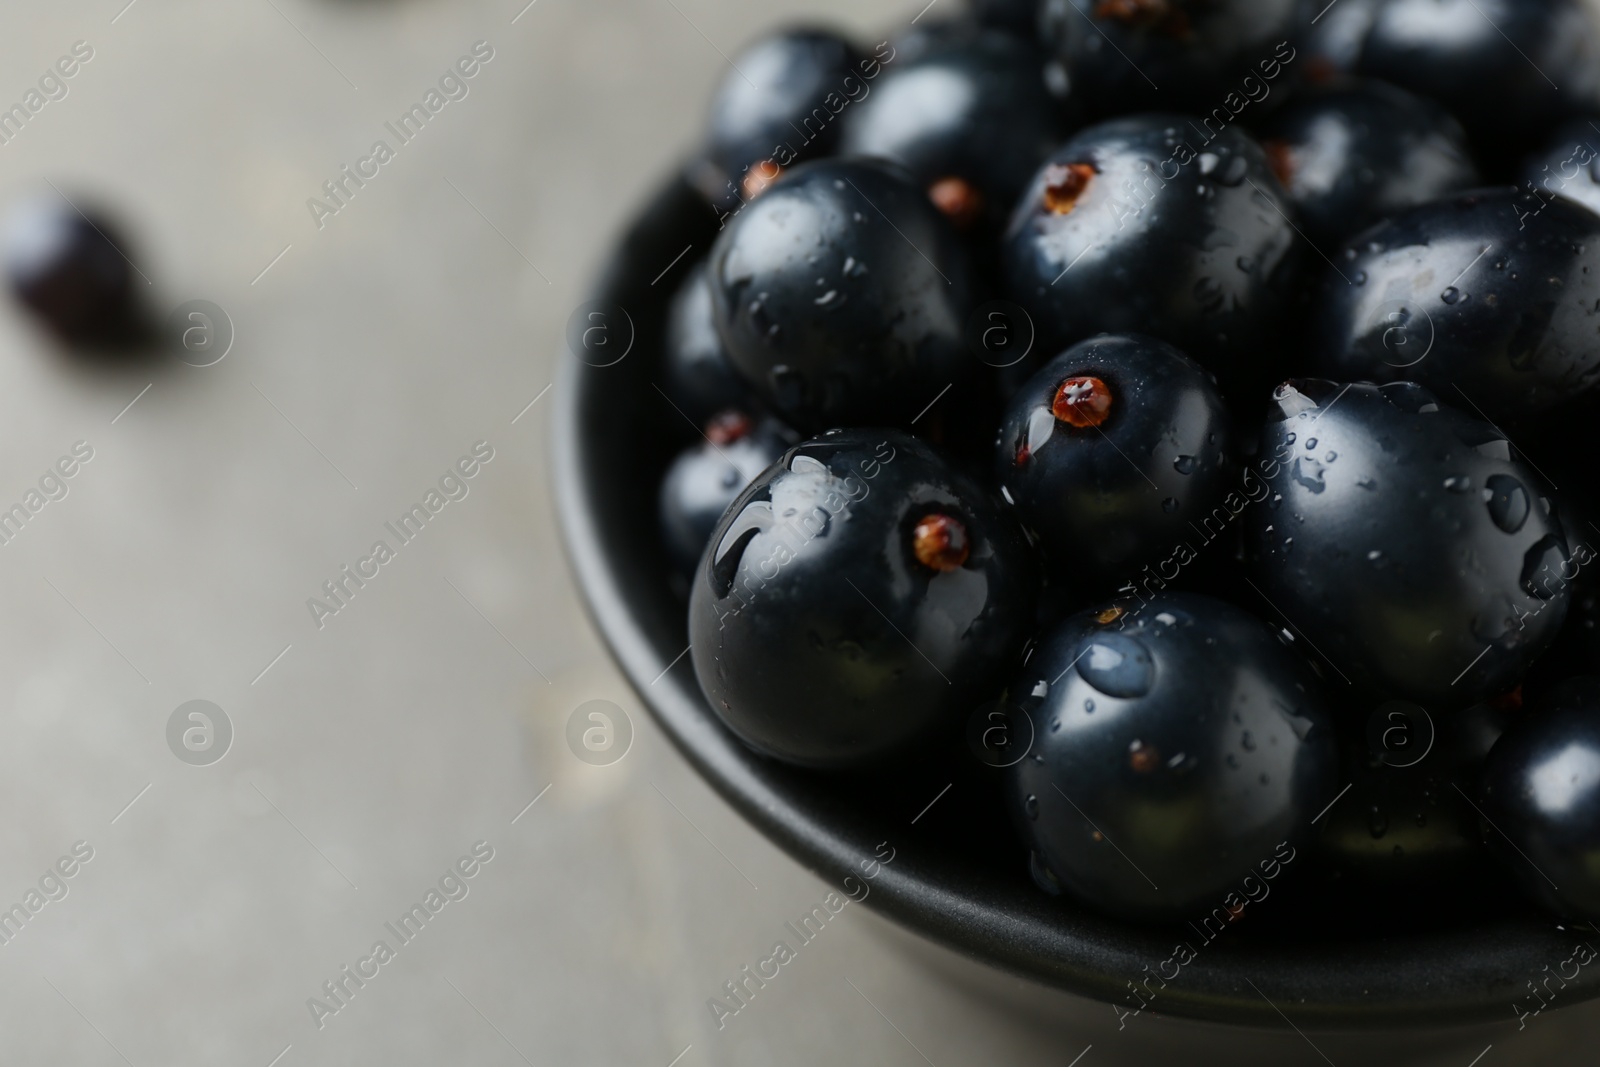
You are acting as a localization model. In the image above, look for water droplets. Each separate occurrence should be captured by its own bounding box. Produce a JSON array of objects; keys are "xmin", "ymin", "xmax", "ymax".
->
[
  {"xmin": 1291, "ymin": 456, "xmax": 1327, "ymax": 493},
  {"xmin": 1443, "ymin": 475, "xmax": 1472, "ymax": 493},
  {"xmin": 1174, "ymin": 454, "xmax": 1197, "ymax": 475},
  {"xmin": 1162, "ymin": 497, "xmax": 1180, "ymax": 513},
  {"xmin": 748, "ymin": 292, "xmax": 778, "ymax": 342},
  {"xmin": 1440, "ymin": 286, "xmax": 1462, "ymax": 305},
  {"xmin": 1024, "ymin": 794, "xmax": 1040, "ymax": 820},
  {"xmin": 1485, "ymin": 474, "xmax": 1530, "ymax": 533},
  {"xmin": 1075, "ymin": 633, "xmax": 1155, "ymax": 698}
]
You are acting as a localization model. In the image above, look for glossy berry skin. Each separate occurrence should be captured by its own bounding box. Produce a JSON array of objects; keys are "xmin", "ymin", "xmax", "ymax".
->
[
  {"xmin": 1002, "ymin": 116, "xmax": 1300, "ymax": 392},
  {"xmin": 663, "ymin": 263, "xmax": 750, "ymax": 426},
  {"xmin": 658, "ymin": 415, "xmax": 794, "ymax": 578},
  {"xmin": 1256, "ymin": 79, "xmax": 1479, "ymax": 247},
  {"xmin": 1300, "ymin": 0, "xmax": 1381, "ymax": 83},
  {"xmin": 994, "ymin": 334, "xmax": 1234, "ymax": 582},
  {"xmin": 3, "ymin": 196, "xmax": 141, "ymax": 345},
  {"xmin": 839, "ymin": 30, "xmax": 1072, "ymax": 233},
  {"xmin": 1007, "ymin": 591, "xmax": 1338, "ymax": 921},
  {"xmin": 1318, "ymin": 698, "xmax": 1506, "ymax": 897},
  {"xmin": 1245, "ymin": 380, "xmax": 1571, "ymax": 708},
  {"xmin": 1479, "ymin": 677, "xmax": 1600, "ymax": 920},
  {"xmin": 689, "ymin": 429, "xmax": 1035, "ymax": 768},
  {"xmin": 1343, "ymin": 0, "xmax": 1600, "ymax": 157},
  {"xmin": 708, "ymin": 159, "xmax": 975, "ymax": 431},
  {"xmin": 692, "ymin": 28, "xmax": 863, "ymax": 208},
  {"xmin": 1518, "ymin": 118, "xmax": 1600, "ymax": 219},
  {"xmin": 1308, "ymin": 189, "xmax": 1600, "ymax": 422},
  {"xmin": 1039, "ymin": 0, "xmax": 1302, "ymax": 116}
]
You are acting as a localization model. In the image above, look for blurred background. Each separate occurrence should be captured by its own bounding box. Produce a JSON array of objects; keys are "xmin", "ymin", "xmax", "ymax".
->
[{"xmin": 0, "ymin": 0, "xmax": 1104, "ymax": 1063}]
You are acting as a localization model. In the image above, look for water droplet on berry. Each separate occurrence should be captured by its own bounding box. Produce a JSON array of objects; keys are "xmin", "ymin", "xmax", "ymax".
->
[
  {"xmin": 1292, "ymin": 457, "xmax": 1326, "ymax": 493},
  {"xmin": 1485, "ymin": 474, "xmax": 1530, "ymax": 533},
  {"xmin": 1075, "ymin": 634, "xmax": 1155, "ymax": 698}
]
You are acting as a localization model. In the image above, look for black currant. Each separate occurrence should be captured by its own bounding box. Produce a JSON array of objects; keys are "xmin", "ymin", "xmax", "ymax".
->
[{"xmin": 689, "ymin": 428, "xmax": 1035, "ymax": 768}]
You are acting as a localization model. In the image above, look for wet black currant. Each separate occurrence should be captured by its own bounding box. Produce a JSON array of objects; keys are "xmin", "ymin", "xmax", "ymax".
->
[
  {"xmin": 1244, "ymin": 380, "xmax": 1571, "ymax": 708},
  {"xmin": 1007, "ymin": 591, "xmax": 1339, "ymax": 921},
  {"xmin": 994, "ymin": 334, "xmax": 1234, "ymax": 584},
  {"xmin": 707, "ymin": 158, "xmax": 975, "ymax": 431},
  {"xmin": 689, "ymin": 428, "xmax": 1035, "ymax": 768}
]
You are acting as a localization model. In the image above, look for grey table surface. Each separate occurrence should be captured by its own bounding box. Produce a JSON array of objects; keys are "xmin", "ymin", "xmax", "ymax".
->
[{"xmin": 0, "ymin": 1, "xmax": 1595, "ymax": 1064}]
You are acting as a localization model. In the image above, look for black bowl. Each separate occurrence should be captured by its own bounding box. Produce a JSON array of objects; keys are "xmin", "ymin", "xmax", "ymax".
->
[{"xmin": 552, "ymin": 169, "xmax": 1600, "ymax": 1029}]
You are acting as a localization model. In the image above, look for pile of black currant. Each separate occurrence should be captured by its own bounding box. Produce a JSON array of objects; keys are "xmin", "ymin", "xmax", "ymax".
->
[{"xmin": 653, "ymin": 0, "xmax": 1600, "ymax": 929}]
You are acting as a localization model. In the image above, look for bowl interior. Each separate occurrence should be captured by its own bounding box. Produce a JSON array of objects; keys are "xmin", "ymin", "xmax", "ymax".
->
[{"xmin": 552, "ymin": 168, "xmax": 1600, "ymax": 1028}]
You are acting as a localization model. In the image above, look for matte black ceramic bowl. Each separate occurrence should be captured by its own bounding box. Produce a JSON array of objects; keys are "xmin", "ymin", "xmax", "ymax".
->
[{"xmin": 552, "ymin": 169, "xmax": 1600, "ymax": 1030}]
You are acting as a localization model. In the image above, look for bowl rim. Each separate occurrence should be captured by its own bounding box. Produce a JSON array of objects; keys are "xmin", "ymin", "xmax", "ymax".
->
[{"xmin": 551, "ymin": 165, "xmax": 1600, "ymax": 1031}]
